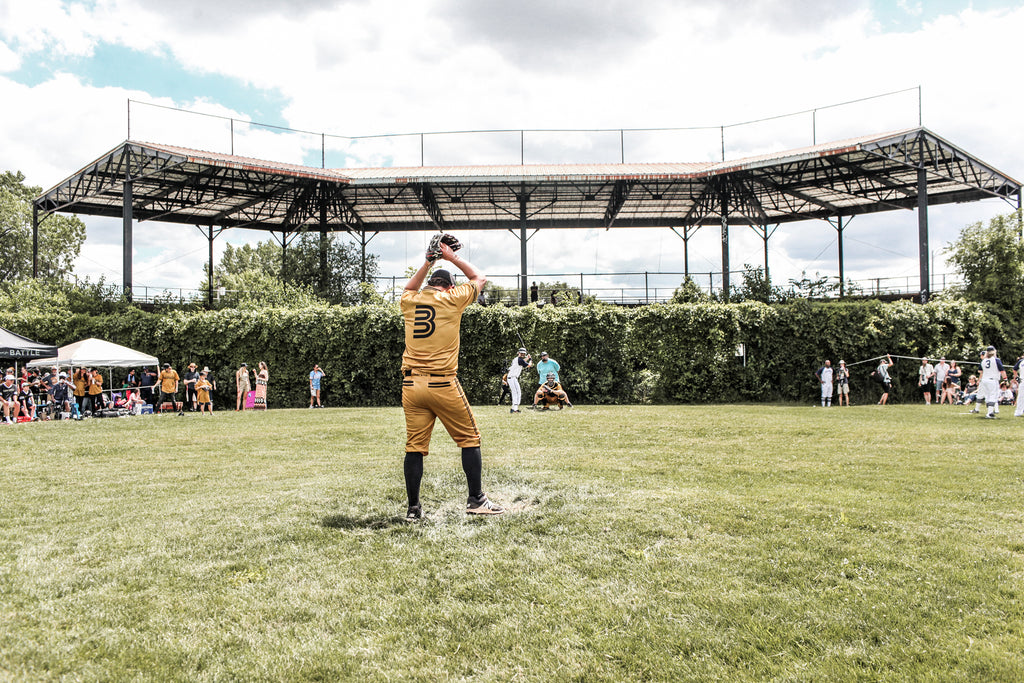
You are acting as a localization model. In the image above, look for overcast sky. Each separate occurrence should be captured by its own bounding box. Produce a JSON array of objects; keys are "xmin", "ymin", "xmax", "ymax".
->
[{"xmin": 1, "ymin": 0, "xmax": 1021, "ymax": 299}]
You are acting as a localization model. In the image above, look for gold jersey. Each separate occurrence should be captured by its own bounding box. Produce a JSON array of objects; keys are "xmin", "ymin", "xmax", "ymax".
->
[{"xmin": 400, "ymin": 282, "xmax": 477, "ymax": 375}]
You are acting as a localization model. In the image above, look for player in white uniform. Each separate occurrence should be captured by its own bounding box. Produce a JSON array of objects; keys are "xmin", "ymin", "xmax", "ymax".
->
[
  {"xmin": 1014, "ymin": 354, "xmax": 1024, "ymax": 418},
  {"xmin": 506, "ymin": 348, "xmax": 532, "ymax": 414},
  {"xmin": 815, "ymin": 360, "xmax": 834, "ymax": 407},
  {"xmin": 976, "ymin": 346, "xmax": 1006, "ymax": 419}
]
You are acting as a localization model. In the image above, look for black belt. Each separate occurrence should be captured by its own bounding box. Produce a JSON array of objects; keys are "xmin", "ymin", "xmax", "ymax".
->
[{"xmin": 403, "ymin": 370, "xmax": 453, "ymax": 377}]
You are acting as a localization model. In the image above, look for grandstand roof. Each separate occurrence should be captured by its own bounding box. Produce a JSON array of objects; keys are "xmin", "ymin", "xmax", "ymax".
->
[{"xmin": 35, "ymin": 127, "xmax": 1020, "ymax": 233}]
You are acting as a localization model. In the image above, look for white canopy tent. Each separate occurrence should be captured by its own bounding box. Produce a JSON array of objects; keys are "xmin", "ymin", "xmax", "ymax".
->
[{"xmin": 27, "ymin": 338, "xmax": 159, "ymax": 369}]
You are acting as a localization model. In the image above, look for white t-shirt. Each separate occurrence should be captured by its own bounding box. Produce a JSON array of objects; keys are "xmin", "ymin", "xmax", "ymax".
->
[{"xmin": 934, "ymin": 362, "xmax": 948, "ymax": 384}]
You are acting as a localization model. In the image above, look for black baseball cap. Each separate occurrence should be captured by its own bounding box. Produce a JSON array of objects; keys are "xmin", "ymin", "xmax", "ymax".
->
[{"xmin": 427, "ymin": 269, "xmax": 454, "ymax": 287}]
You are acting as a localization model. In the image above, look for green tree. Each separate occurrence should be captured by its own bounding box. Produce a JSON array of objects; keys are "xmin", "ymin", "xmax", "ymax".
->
[
  {"xmin": 0, "ymin": 171, "xmax": 87, "ymax": 281},
  {"xmin": 203, "ymin": 231, "xmax": 379, "ymax": 305},
  {"xmin": 670, "ymin": 276, "xmax": 711, "ymax": 303},
  {"xmin": 945, "ymin": 210, "xmax": 1024, "ymax": 311}
]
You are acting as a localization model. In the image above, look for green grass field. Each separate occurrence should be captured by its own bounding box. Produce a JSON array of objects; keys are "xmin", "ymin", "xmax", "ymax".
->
[{"xmin": 1, "ymin": 404, "xmax": 1022, "ymax": 681}]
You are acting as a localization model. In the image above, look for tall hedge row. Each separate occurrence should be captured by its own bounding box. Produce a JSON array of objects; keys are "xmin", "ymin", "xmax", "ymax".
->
[{"xmin": 1, "ymin": 298, "xmax": 1014, "ymax": 408}]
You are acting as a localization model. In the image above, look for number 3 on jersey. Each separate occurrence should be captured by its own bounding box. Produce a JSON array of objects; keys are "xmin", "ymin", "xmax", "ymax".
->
[{"xmin": 413, "ymin": 305, "xmax": 436, "ymax": 338}]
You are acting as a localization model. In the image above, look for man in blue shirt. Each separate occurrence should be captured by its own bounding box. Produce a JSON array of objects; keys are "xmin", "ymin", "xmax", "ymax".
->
[{"xmin": 309, "ymin": 364, "xmax": 325, "ymax": 408}]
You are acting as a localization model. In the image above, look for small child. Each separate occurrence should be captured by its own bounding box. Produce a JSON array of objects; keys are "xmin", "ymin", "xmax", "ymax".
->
[{"xmin": 196, "ymin": 371, "xmax": 214, "ymax": 415}]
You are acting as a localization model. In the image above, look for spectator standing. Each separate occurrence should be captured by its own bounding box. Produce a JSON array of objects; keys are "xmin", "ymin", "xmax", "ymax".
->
[
  {"xmin": 506, "ymin": 347, "xmax": 532, "ymax": 414},
  {"xmin": 89, "ymin": 368, "xmax": 105, "ymax": 411},
  {"xmin": 309, "ymin": 364, "xmax": 325, "ymax": 408},
  {"xmin": 530, "ymin": 282, "xmax": 539, "ymax": 303},
  {"xmin": 254, "ymin": 361, "xmax": 269, "ymax": 409},
  {"xmin": 196, "ymin": 371, "xmax": 214, "ymax": 415},
  {"xmin": 140, "ymin": 367, "xmax": 157, "ymax": 405},
  {"xmin": 183, "ymin": 363, "xmax": 200, "ymax": 412},
  {"xmin": 498, "ymin": 372, "xmax": 512, "ymax": 405},
  {"xmin": 158, "ymin": 363, "xmax": 182, "ymax": 415},
  {"xmin": 236, "ymin": 363, "xmax": 251, "ymax": 411},
  {"xmin": 947, "ymin": 360, "xmax": 962, "ymax": 390},
  {"xmin": 934, "ymin": 357, "xmax": 949, "ymax": 395},
  {"xmin": 876, "ymin": 355, "xmax": 894, "ymax": 405},
  {"xmin": 918, "ymin": 358, "xmax": 935, "ymax": 405},
  {"xmin": 835, "ymin": 360, "xmax": 850, "ymax": 406},
  {"xmin": 815, "ymin": 360, "xmax": 834, "ymax": 408},
  {"xmin": 73, "ymin": 368, "xmax": 87, "ymax": 413},
  {"xmin": 535, "ymin": 352, "xmax": 561, "ymax": 387}
]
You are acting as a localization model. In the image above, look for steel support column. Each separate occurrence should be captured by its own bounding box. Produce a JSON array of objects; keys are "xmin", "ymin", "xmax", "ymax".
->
[
  {"xmin": 720, "ymin": 187, "xmax": 730, "ymax": 301},
  {"xmin": 360, "ymin": 231, "xmax": 367, "ymax": 282},
  {"xmin": 123, "ymin": 178, "xmax": 133, "ymax": 302},
  {"xmin": 762, "ymin": 225, "xmax": 770, "ymax": 287},
  {"xmin": 207, "ymin": 226, "xmax": 214, "ymax": 308},
  {"xmin": 31, "ymin": 204, "xmax": 39, "ymax": 278},
  {"xmin": 519, "ymin": 184, "xmax": 528, "ymax": 306},
  {"xmin": 836, "ymin": 217, "xmax": 845, "ymax": 298},
  {"xmin": 319, "ymin": 185, "xmax": 328, "ymax": 295},
  {"xmin": 281, "ymin": 232, "xmax": 288, "ymax": 283},
  {"xmin": 917, "ymin": 168, "xmax": 930, "ymax": 303}
]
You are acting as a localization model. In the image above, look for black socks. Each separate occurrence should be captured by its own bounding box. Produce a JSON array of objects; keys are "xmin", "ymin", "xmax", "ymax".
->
[
  {"xmin": 404, "ymin": 452, "xmax": 423, "ymax": 507},
  {"xmin": 462, "ymin": 446, "xmax": 483, "ymax": 501},
  {"xmin": 405, "ymin": 447, "xmax": 484, "ymax": 506}
]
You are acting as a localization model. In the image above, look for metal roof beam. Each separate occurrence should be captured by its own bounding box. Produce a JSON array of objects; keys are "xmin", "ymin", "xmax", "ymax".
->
[
  {"xmin": 603, "ymin": 180, "xmax": 634, "ymax": 228},
  {"xmin": 411, "ymin": 183, "xmax": 445, "ymax": 230}
]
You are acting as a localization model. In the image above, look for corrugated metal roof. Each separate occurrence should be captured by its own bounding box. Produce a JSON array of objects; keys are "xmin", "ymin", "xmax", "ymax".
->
[{"xmin": 35, "ymin": 127, "xmax": 1021, "ymax": 233}]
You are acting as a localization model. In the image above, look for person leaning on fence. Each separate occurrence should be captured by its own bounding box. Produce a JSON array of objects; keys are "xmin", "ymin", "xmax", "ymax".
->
[
  {"xmin": 236, "ymin": 363, "xmax": 251, "ymax": 411},
  {"xmin": 158, "ymin": 362, "xmax": 183, "ymax": 415}
]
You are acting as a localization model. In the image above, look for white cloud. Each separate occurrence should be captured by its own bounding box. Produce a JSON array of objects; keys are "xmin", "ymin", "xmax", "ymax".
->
[
  {"xmin": 0, "ymin": 1, "xmax": 1021, "ymax": 293},
  {"xmin": 0, "ymin": 39, "xmax": 19, "ymax": 71}
]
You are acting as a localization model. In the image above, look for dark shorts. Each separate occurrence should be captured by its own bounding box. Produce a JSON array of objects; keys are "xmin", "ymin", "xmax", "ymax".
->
[
  {"xmin": 159, "ymin": 390, "xmax": 177, "ymax": 405},
  {"xmin": 882, "ymin": 381, "xmax": 892, "ymax": 392}
]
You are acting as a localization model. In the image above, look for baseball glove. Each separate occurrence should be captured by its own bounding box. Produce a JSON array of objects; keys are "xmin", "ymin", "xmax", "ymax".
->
[{"xmin": 426, "ymin": 232, "xmax": 463, "ymax": 263}]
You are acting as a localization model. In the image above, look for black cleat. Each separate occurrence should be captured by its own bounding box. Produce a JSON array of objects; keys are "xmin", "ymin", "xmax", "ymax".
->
[
  {"xmin": 405, "ymin": 504, "xmax": 422, "ymax": 521},
  {"xmin": 466, "ymin": 496, "xmax": 505, "ymax": 515}
]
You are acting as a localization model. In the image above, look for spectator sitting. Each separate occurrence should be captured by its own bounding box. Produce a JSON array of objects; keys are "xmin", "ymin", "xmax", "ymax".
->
[
  {"xmin": 50, "ymin": 372, "xmax": 73, "ymax": 418},
  {"xmin": 939, "ymin": 377, "xmax": 957, "ymax": 405},
  {"xmin": 2, "ymin": 374, "xmax": 21, "ymax": 423},
  {"xmin": 17, "ymin": 383, "xmax": 37, "ymax": 421},
  {"xmin": 998, "ymin": 381, "xmax": 1014, "ymax": 405},
  {"xmin": 960, "ymin": 375, "xmax": 979, "ymax": 405}
]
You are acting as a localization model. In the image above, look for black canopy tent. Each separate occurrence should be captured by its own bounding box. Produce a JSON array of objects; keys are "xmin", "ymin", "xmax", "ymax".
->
[{"xmin": 0, "ymin": 327, "xmax": 59, "ymax": 361}]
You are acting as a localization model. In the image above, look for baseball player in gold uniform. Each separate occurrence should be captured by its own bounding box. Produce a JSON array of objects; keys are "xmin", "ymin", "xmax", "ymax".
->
[{"xmin": 401, "ymin": 237, "xmax": 504, "ymax": 520}]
